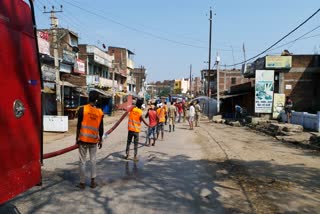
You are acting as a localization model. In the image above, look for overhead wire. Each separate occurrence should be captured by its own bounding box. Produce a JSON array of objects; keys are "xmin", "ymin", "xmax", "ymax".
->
[
  {"xmin": 65, "ymin": 0, "xmax": 208, "ymax": 45},
  {"xmin": 269, "ymin": 24, "xmax": 320, "ymax": 52},
  {"xmin": 225, "ymin": 8, "xmax": 320, "ymax": 67},
  {"xmin": 60, "ymin": 0, "xmax": 207, "ymax": 49}
]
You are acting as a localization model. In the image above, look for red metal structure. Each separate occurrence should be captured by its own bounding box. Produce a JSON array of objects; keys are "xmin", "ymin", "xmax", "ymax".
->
[{"xmin": 0, "ymin": 0, "xmax": 42, "ymax": 204}]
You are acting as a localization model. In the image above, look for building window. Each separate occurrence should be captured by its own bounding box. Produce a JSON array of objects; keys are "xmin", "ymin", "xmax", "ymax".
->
[{"xmin": 231, "ymin": 77, "xmax": 236, "ymax": 85}]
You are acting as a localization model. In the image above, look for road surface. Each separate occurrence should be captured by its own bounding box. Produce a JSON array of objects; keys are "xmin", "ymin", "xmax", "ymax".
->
[{"xmin": 1, "ymin": 113, "xmax": 320, "ymax": 214}]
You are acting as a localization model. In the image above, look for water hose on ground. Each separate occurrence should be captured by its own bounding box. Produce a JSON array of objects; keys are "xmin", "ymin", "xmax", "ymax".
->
[{"xmin": 43, "ymin": 106, "xmax": 133, "ymax": 159}]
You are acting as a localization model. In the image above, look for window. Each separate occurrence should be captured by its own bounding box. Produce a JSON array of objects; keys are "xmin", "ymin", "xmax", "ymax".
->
[{"xmin": 231, "ymin": 77, "xmax": 236, "ymax": 85}]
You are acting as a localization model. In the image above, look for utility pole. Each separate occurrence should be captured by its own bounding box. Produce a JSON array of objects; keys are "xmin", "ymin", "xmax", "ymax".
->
[
  {"xmin": 112, "ymin": 61, "xmax": 116, "ymax": 108},
  {"xmin": 216, "ymin": 55, "xmax": 221, "ymax": 113},
  {"xmin": 207, "ymin": 8, "xmax": 213, "ymax": 98},
  {"xmin": 44, "ymin": 5, "xmax": 63, "ymax": 115},
  {"xmin": 242, "ymin": 42, "xmax": 247, "ymax": 63},
  {"xmin": 189, "ymin": 64, "xmax": 192, "ymax": 97}
]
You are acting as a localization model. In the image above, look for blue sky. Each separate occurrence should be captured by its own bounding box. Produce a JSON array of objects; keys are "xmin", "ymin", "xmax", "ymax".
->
[{"xmin": 33, "ymin": 0, "xmax": 320, "ymax": 82}]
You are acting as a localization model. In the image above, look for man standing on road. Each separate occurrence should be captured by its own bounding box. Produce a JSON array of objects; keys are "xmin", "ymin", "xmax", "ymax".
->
[
  {"xmin": 285, "ymin": 96, "xmax": 293, "ymax": 123},
  {"xmin": 145, "ymin": 105, "xmax": 157, "ymax": 146},
  {"xmin": 76, "ymin": 91, "xmax": 104, "ymax": 189},
  {"xmin": 195, "ymin": 100, "xmax": 201, "ymax": 127},
  {"xmin": 156, "ymin": 103, "xmax": 166, "ymax": 141},
  {"xmin": 168, "ymin": 102, "xmax": 177, "ymax": 132},
  {"xmin": 188, "ymin": 102, "xmax": 195, "ymax": 130},
  {"xmin": 126, "ymin": 99, "xmax": 149, "ymax": 161}
]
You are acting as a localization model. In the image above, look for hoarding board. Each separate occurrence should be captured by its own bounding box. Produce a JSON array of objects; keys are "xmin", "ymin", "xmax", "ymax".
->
[
  {"xmin": 273, "ymin": 93, "xmax": 285, "ymax": 119},
  {"xmin": 265, "ymin": 56, "xmax": 292, "ymax": 69},
  {"xmin": 255, "ymin": 70, "xmax": 274, "ymax": 113}
]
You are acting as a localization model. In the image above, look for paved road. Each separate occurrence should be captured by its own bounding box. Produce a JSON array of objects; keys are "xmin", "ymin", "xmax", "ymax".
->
[{"xmin": 1, "ymin": 113, "xmax": 320, "ymax": 213}]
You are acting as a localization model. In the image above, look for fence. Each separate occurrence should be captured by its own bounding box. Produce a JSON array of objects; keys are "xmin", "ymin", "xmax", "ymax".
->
[{"xmin": 280, "ymin": 111, "xmax": 320, "ymax": 132}]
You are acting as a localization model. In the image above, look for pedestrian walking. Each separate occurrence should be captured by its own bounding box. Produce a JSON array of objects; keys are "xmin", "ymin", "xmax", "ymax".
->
[
  {"xmin": 188, "ymin": 102, "xmax": 195, "ymax": 130},
  {"xmin": 126, "ymin": 99, "xmax": 149, "ymax": 161},
  {"xmin": 164, "ymin": 101, "xmax": 168, "ymax": 125},
  {"xmin": 285, "ymin": 96, "xmax": 293, "ymax": 123},
  {"xmin": 168, "ymin": 102, "xmax": 177, "ymax": 132},
  {"xmin": 156, "ymin": 103, "xmax": 166, "ymax": 140},
  {"xmin": 182, "ymin": 101, "xmax": 188, "ymax": 122},
  {"xmin": 76, "ymin": 91, "xmax": 104, "ymax": 189},
  {"xmin": 195, "ymin": 100, "xmax": 201, "ymax": 127},
  {"xmin": 145, "ymin": 105, "xmax": 157, "ymax": 146},
  {"xmin": 176, "ymin": 102, "xmax": 183, "ymax": 123}
]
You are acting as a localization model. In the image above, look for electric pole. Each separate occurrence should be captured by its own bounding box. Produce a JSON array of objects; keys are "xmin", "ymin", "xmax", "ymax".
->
[
  {"xmin": 189, "ymin": 64, "xmax": 192, "ymax": 97},
  {"xmin": 216, "ymin": 55, "xmax": 221, "ymax": 113},
  {"xmin": 207, "ymin": 8, "xmax": 213, "ymax": 97},
  {"xmin": 44, "ymin": 5, "xmax": 63, "ymax": 115}
]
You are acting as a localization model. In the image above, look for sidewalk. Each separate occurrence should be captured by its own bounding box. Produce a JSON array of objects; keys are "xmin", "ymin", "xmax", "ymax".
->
[{"xmin": 212, "ymin": 115, "xmax": 320, "ymax": 150}]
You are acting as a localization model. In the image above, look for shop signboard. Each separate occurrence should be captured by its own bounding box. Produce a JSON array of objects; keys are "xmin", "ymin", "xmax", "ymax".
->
[
  {"xmin": 265, "ymin": 56, "xmax": 292, "ymax": 69},
  {"xmin": 255, "ymin": 70, "xmax": 274, "ymax": 113},
  {"xmin": 74, "ymin": 59, "xmax": 85, "ymax": 74}
]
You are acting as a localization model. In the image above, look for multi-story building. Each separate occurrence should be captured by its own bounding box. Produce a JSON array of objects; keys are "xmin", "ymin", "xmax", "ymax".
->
[
  {"xmin": 201, "ymin": 69, "xmax": 251, "ymax": 97},
  {"xmin": 243, "ymin": 54, "xmax": 320, "ymax": 112},
  {"xmin": 39, "ymin": 28, "xmax": 86, "ymax": 116},
  {"xmin": 78, "ymin": 44, "xmax": 114, "ymax": 91},
  {"xmin": 132, "ymin": 66, "xmax": 147, "ymax": 96},
  {"xmin": 108, "ymin": 46, "xmax": 136, "ymax": 93}
]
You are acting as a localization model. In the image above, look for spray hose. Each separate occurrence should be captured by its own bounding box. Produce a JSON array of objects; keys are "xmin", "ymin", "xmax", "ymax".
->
[{"xmin": 43, "ymin": 106, "xmax": 133, "ymax": 159}]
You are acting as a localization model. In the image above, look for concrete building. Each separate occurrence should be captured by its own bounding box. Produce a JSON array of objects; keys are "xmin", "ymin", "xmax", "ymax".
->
[
  {"xmin": 244, "ymin": 55, "xmax": 320, "ymax": 112},
  {"xmin": 132, "ymin": 66, "xmax": 147, "ymax": 94},
  {"xmin": 108, "ymin": 46, "xmax": 136, "ymax": 93},
  {"xmin": 201, "ymin": 69, "xmax": 251, "ymax": 97}
]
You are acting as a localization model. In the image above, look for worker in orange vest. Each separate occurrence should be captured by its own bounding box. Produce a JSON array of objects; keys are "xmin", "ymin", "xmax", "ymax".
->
[
  {"xmin": 126, "ymin": 98, "xmax": 149, "ymax": 161},
  {"xmin": 76, "ymin": 91, "xmax": 104, "ymax": 189},
  {"xmin": 156, "ymin": 102, "xmax": 166, "ymax": 141}
]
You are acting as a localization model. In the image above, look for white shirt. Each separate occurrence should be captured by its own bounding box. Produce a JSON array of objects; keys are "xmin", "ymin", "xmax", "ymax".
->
[{"xmin": 189, "ymin": 105, "xmax": 195, "ymax": 117}]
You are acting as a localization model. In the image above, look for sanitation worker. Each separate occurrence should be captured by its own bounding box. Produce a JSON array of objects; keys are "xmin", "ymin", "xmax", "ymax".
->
[
  {"xmin": 125, "ymin": 98, "xmax": 149, "ymax": 161},
  {"xmin": 76, "ymin": 91, "xmax": 104, "ymax": 189},
  {"xmin": 156, "ymin": 103, "xmax": 166, "ymax": 141}
]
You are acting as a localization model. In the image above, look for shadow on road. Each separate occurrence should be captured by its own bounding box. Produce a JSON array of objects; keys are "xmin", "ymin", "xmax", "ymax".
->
[{"xmin": 3, "ymin": 149, "xmax": 320, "ymax": 213}]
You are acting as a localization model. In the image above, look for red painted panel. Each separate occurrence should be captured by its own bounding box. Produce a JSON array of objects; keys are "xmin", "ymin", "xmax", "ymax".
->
[{"xmin": 0, "ymin": 0, "xmax": 41, "ymax": 204}]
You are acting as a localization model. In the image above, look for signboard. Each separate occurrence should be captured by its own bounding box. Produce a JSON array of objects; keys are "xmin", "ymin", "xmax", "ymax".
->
[
  {"xmin": 63, "ymin": 49, "xmax": 76, "ymax": 64},
  {"xmin": 41, "ymin": 64, "xmax": 56, "ymax": 81},
  {"xmin": 37, "ymin": 31, "xmax": 50, "ymax": 55},
  {"xmin": 86, "ymin": 75, "xmax": 100, "ymax": 85},
  {"xmin": 265, "ymin": 56, "xmax": 292, "ymax": 69},
  {"xmin": 272, "ymin": 93, "xmax": 285, "ymax": 119},
  {"xmin": 60, "ymin": 63, "xmax": 72, "ymax": 73},
  {"xmin": 255, "ymin": 70, "xmax": 274, "ymax": 113},
  {"xmin": 74, "ymin": 59, "xmax": 85, "ymax": 74}
]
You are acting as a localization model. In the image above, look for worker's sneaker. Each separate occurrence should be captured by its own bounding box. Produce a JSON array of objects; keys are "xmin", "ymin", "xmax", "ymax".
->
[
  {"xmin": 133, "ymin": 156, "xmax": 139, "ymax": 162},
  {"xmin": 76, "ymin": 182, "xmax": 85, "ymax": 189},
  {"xmin": 90, "ymin": 181, "xmax": 98, "ymax": 188}
]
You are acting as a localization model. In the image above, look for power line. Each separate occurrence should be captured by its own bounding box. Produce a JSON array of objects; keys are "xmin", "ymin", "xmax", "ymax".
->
[
  {"xmin": 66, "ymin": 0, "xmax": 208, "ymax": 45},
  {"xmin": 61, "ymin": 0, "xmax": 207, "ymax": 49},
  {"xmin": 226, "ymin": 8, "xmax": 320, "ymax": 67},
  {"xmin": 269, "ymin": 24, "xmax": 320, "ymax": 52}
]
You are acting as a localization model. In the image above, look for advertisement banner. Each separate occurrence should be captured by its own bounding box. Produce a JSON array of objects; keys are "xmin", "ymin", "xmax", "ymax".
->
[
  {"xmin": 74, "ymin": 59, "xmax": 85, "ymax": 74},
  {"xmin": 272, "ymin": 93, "xmax": 285, "ymax": 119},
  {"xmin": 37, "ymin": 31, "xmax": 50, "ymax": 55},
  {"xmin": 255, "ymin": 70, "xmax": 274, "ymax": 113},
  {"xmin": 265, "ymin": 56, "xmax": 292, "ymax": 69}
]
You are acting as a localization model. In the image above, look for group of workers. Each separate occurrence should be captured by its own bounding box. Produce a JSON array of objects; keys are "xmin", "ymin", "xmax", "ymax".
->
[{"xmin": 75, "ymin": 91, "xmax": 202, "ymax": 189}]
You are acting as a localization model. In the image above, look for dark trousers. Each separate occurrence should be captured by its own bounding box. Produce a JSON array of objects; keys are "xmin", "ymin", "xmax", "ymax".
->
[{"xmin": 126, "ymin": 131, "xmax": 139, "ymax": 156}]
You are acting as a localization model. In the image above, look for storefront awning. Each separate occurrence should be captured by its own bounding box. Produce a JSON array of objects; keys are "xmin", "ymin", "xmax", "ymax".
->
[
  {"xmin": 90, "ymin": 88, "xmax": 112, "ymax": 98},
  {"xmin": 220, "ymin": 92, "xmax": 249, "ymax": 99}
]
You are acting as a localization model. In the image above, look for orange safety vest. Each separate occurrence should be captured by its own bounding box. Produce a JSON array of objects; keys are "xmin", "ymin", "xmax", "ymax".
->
[
  {"xmin": 128, "ymin": 107, "xmax": 143, "ymax": 133},
  {"xmin": 79, "ymin": 104, "xmax": 104, "ymax": 143},
  {"xmin": 157, "ymin": 107, "xmax": 166, "ymax": 123}
]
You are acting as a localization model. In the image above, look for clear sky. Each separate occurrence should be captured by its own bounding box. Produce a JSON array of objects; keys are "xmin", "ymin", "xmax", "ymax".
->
[{"xmin": 33, "ymin": 0, "xmax": 320, "ymax": 82}]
